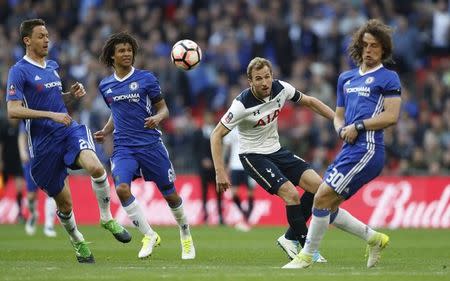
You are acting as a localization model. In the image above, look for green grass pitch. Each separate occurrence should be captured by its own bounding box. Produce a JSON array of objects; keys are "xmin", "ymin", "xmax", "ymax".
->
[{"xmin": 0, "ymin": 225, "xmax": 448, "ymax": 281}]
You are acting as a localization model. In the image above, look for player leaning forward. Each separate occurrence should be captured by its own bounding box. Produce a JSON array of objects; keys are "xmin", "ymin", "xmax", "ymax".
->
[
  {"xmin": 211, "ymin": 57, "xmax": 334, "ymax": 262},
  {"xmin": 283, "ymin": 19, "xmax": 401, "ymax": 269},
  {"xmin": 94, "ymin": 32, "xmax": 195, "ymax": 260},
  {"xmin": 6, "ymin": 19, "xmax": 130, "ymax": 263}
]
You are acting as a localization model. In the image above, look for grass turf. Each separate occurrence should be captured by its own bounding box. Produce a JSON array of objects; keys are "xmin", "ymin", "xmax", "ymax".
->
[{"xmin": 0, "ymin": 225, "xmax": 448, "ymax": 281}]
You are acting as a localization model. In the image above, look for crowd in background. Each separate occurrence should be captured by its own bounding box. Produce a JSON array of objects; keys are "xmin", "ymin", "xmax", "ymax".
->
[{"xmin": 0, "ymin": 0, "xmax": 449, "ymax": 177}]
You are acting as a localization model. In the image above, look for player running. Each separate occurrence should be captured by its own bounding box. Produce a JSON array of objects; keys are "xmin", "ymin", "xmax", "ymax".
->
[
  {"xmin": 95, "ymin": 32, "xmax": 195, "ymax": 260},
  {"xmin": 283, "ymin": 19, "xmax": 401, "ymax": 269},
  {"xmin": 6, "ymin": 19, "xmax": 130, "ymax": 264},
  {"xmin": 211, "ymin": 57, "xmax": 333, "ymax": 263}
]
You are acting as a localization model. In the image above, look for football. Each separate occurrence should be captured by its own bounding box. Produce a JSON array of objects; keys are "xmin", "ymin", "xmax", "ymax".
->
[{"xmin": 171, "ymin": 39, "xmax": 202, "ymax": 70}]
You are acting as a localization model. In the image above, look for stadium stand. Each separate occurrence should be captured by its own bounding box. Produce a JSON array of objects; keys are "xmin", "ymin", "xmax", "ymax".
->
[{"xmin": 0, "ymin": 0, "xmax": 448, "ymax": 176}]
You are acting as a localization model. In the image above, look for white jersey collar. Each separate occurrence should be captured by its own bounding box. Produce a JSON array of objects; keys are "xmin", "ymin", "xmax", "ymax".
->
[
  {"xmin": 23, "ymin": 55, "xmax": 46, "ymax": 69},
  {"xmin": 114, "ymin": 67, "xmax": 135, "ymax": 82},
  {"xmin": 359, "ymin": 64, "xmax": 383, "ymax": 76}
]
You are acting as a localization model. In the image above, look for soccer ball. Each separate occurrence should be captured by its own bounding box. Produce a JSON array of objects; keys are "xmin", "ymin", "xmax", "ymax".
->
[{"xmin": 171, "ymin": 39, "xmax": 202, "ymax": 70}]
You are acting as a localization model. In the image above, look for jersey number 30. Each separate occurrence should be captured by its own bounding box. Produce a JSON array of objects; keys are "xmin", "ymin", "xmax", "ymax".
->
[{"xmin": 325, "ymin": 168, "xmax": 345, "ymax": 188}]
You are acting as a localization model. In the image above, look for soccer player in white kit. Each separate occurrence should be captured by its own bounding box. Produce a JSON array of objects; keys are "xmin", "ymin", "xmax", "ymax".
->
[{"xmin": 211, "ymin": 57, "xmax": 334, "ymax": 262}]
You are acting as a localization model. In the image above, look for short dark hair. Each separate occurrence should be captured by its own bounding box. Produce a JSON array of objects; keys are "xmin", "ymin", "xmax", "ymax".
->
[
  {"xmin": 246, "ymin": 57, "xmax": 273, "ymax": 80},
  {"xmin": 99, "ymin": 32, "xmax": 138, "ymax": 67},
  {"xmin": 348, "ymin": 19, "xmax": 394, "ymax": 66},
  {"xmin": 20, "ymin": 18, "xmax": 46, "ymax": 46}
]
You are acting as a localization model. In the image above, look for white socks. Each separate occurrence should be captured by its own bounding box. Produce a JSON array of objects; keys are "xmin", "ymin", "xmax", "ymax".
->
[
  {"xmin": 331, "ymin": 208, "xmax": 376, "ymax": 241},
  {"xmin": 123, "ymin": 197, "xmax": 154, "ymax": 236},
  {"xmin": 170, "ymin": 201, "xmax": 191, "ymax": 239},
  {"xmin": 56, "ymin": 210, "xmax": 84, "ymax": 242},
  {"xmin": 302, "ymin": 208, "xmax": 330, "ymax": 255},
  {"xmin": 44, "ymin": 197, "xmax": 56, "ymax": 229},
  {"xmin": 91, "ymin": 172, "xmax": 113, "ymax": 222}
]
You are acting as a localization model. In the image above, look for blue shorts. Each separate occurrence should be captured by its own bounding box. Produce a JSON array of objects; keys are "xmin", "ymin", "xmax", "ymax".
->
[
  {"xmin": 111, "ymin": 141, "xmax": 176, "ymax": 196},
  {"xmin": 22, "ymin": 162, "xmax": 38, "ymax": 192},
  {"xmin": 239, "ymin": 147, "xmax": 311, "ymax": 195},
  {"xmin": 30, "ymin": 124, "xmax": 95, "ymax": 197},
  {"xmin": 323, "ymin": 144, "xmax": 384, "ymax": 199}
]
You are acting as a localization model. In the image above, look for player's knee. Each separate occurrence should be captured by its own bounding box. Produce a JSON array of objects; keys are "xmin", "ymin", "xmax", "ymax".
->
[
  {"xmin": 313, "ymin": 187, "xmax": 336, "ymax": 209},
  {"xmin": 88, "ymin": 165, "xmax": 105, "ymax": 178},
  {"xmin": 277, "ymin": 182, "xmax": 300, "ymax": 205},
  {"xmin": 55, "ymin": 198, "xmax": 72, "ymax": 213},
  {"xmin": 115, "ymin": 184, "xmax": 131, "ymax": 201},
  {"xmin": 282, "ymin": 189, "xmax": 300, "ymax": 205},
  {"xmin": 165, "ymin": 193, "xmax": 182, "ymax": 208},
  {"xmin": 313, "ymin": 193, "xmax": 326, "ymax": 208}
]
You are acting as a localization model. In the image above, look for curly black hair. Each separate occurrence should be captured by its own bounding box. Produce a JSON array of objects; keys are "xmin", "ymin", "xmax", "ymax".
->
[{"xmin": 99, "ymin": 31, "xmax": 138, "ymax": 67}]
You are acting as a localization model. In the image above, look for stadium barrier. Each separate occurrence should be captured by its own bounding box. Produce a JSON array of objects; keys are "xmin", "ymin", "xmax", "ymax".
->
[{"xmin": 0, "ymin": 175, "xmax": 448, "ymax": 228}]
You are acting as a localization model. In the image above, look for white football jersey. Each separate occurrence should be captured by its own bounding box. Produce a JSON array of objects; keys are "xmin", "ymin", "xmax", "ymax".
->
[{"xmin": 220, "ymin": 80, "xmax": 302, "ymax": 154}]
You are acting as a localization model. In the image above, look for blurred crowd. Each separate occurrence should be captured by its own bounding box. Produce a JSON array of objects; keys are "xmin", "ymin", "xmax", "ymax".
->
[{"xmin": 0, "ymin": 0, "xmax": 449, "ymax": 176}]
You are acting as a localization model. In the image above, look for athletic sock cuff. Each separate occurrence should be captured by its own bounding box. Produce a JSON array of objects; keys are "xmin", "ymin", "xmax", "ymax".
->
[
  {"xmin": 329, "ymin": 208, "xmax": 339, "ymax": 223},
  {"xmin": 57, "ymin": 210, "xmax": 72, "ymax": 220},
  {"xmin": 312, "ymin": 208, "xmax": 330, "ymax": 217},
  {"xmin": 170, "ymin": 199, "xmax": 183, "ymax": 210},
  {"xmin": 286, "ymin": 204, "xmax": 302, "ymax": 212},
  {"xmin": 91, "ymin": 172, "xmax": 107, "ymax": 183},
  {"xmin": 122, "ymin": 195, "xmax": 135, "ymax": 207}
]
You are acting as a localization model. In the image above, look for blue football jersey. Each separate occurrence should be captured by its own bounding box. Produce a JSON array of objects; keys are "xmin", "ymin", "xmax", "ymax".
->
[
  {"xmin": 336, "ymin": 65, "xmax": 401, "ymax": 148},
  {"xmin": 6, "ymin": 56, "xmax": 74, "ymax": 156},
  {"xmin": 98, "ymin": 67, "xmax": 163, "ymax": 147}
]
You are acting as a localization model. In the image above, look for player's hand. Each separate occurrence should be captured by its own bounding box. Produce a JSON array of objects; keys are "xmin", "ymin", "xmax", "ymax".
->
[
  {"xmin": 215, "ymin": 170, "xmax": 231, "ymax": 194},
  {"xmin": 340, "ymin": 124, "xmax": 358, "ymax": 144},
  {"xmin": 93, "ymin": 130, "xmax": 107, "ymax": 143},
  {"xmin": 50, "ymin": 112, "xmax": 72, "ymax": 126},
  {"xmin": 69, "ymin": 82, "xmax": 86, "ymax": 99},
  {"xmin": 144, "ymin": 116, "xmax": 162, "ymax": 129}
]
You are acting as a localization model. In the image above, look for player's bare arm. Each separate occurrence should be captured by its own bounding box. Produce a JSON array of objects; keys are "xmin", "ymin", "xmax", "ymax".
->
[
  {"xmin": 144, "ymin": 99, "xmax": 169, "ymax": 129},
  {"xmin": 341, "ymin": 96, "xmax": 401, "ymax": 144},
  {"xmin": 94, "ymin": 114, "xmax": 114, "ymax": 143},
  {"xmin": 17, "ymin": 129, "xmax": 29, "ymax": 164},
  {"xmin": 210, "ymin": 122, "xmax": 232, "ymax": 193},
  {"xmin": 7, "ymin": 100, "xmax": 72, "ymax": 126},
  {"xmin": 360, "ymin": 96, "xmax": 401, "ymax": 130},
  {"xmin": 298, "ymin": 94, "xmax": 335, "ymax": 120}
]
